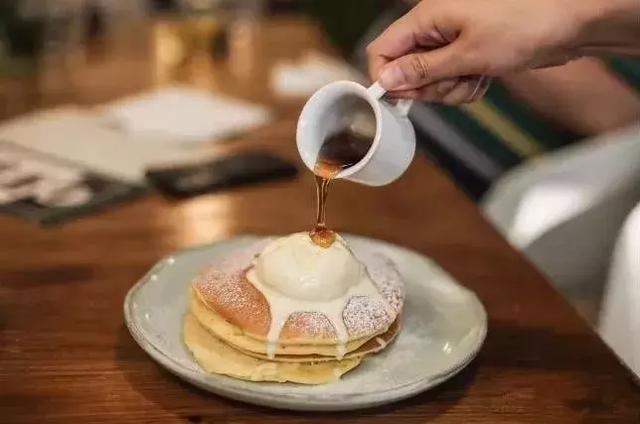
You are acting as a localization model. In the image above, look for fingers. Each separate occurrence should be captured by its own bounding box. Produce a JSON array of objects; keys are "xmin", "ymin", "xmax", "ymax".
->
[
  {"xmin": 440, "ymin": 75, "xmax": 482, "ymax": 104},
  {"xmin": 366, "ymin": 0, "xmax": 492, "ymax": 104},
  {"xmin": 366, "ymin": 9, "xmax": 425, "ymax": 82},
  {"xmin": 388, "ymin": 75, "xmax": 492, "ymax": 104},
  {"xmin": 469, "ymin": 75, "xmax": 491, "ymax": 102},
  {"xmin": 378, "ymin": 44, "xmax": 480, "ymax": 91},
  {"xmin": 367, "ymin": 0, "xmax": 485, "ymax": 93},
  {"xmin": 387, "ymin": 78, "xmax": 459, "ymax": 101}
]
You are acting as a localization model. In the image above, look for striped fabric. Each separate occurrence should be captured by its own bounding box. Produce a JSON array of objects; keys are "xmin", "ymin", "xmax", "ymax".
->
[
  {"xmin": 429, "ymin": 81, "xmax": 583, "ymax": 176},
  {"xmin": 607, "ymin": 58, "xmax": 640, "ymax": 89},
  {"xmin": 423, "ymin": 59, "xmax": 640, "ymax": 198}
]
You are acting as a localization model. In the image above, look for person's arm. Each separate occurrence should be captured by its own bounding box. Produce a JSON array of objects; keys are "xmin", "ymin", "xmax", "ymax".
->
[
  {"xmin": 366, "ymin": 0, "xmax": 640, "ymax": 104},
  {"xmin": 577, "ymin": 0, "xmax": 640, "ymax": 56},
  {"xmin": 502, "ymin": 58, "xmax": 640, "ymax": 136}
]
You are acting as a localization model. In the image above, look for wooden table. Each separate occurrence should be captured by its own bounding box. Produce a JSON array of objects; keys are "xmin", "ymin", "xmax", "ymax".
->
[{"xmin": 1, "ymin": 17, "xmax": 639, "ymax": 423}]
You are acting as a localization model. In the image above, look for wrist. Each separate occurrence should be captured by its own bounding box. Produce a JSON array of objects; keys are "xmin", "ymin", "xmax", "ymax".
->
[{"xmin": 573, "ymin": 0, "xmax": 640, "ymax": 54}]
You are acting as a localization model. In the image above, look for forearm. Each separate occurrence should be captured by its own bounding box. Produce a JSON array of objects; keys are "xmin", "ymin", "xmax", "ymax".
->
[
  {"xmin": 575, "ymin": 0, "xmax": 640, "ymax": 56},
  {"xmin": 502, "ymin": 58, "xmax": 640, "ymax": 135}
]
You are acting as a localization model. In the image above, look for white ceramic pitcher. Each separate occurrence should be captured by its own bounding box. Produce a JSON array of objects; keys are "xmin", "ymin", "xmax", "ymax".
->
[{"xmin": 296, "ymin": 80, "xmax": 416, "ymax": 186}]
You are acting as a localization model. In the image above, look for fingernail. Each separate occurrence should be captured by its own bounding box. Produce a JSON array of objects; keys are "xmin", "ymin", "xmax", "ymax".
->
[
  {"xmin": 379, "ymin": 66, "xmax": 405, "ymax": 90},
  {"xmin": 436, "ymin": 78, "xmax": 458, "ymax": 95}
]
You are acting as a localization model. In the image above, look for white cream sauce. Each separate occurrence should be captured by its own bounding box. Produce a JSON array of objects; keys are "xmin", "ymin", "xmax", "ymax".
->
[{"xmin": 246, "ymin": 267, "xmax": 393, "ymax": 359}]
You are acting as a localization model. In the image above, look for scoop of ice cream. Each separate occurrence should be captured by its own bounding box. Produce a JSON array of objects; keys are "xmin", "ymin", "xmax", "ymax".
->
[{"xmin": 253, "ymin": 232, "xmax": 362, "ymax": 301}]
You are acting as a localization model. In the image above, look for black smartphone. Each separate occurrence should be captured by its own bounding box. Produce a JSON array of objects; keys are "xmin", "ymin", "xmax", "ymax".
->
[{"xmin": 145, "ymin": 151, "xmax": 298, "ymax": 197}]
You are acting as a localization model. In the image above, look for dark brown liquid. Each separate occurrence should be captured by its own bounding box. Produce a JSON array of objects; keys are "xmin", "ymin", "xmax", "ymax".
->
[{"xmin": 310, "ymin": 128, "xmax": 373, "ymax": 247}]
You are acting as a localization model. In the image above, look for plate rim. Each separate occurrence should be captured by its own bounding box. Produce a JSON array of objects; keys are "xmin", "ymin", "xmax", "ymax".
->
[{"xmin": 124, "ymin": 234, "xmax": 487, "ymax": 411}]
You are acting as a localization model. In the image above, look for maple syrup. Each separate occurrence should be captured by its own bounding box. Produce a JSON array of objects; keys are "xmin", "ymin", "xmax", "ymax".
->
[{"xmin": 310, "ymin": 127, "xmax": 374, "ymax": 247}]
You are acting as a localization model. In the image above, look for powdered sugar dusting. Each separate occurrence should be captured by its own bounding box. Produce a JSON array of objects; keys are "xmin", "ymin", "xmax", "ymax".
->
[
  {"xmin": 343, "ymin": 296, "xmax": 390, "ymax": 338},
  {"xmin": 353, "ymin": 247, "xmax": 405, "ymax": 314},
  {"xmin": 337, "ymin": 245, "xmax": 405, "ymax": 338},
  {"xmin": 194, "ymin": 268, "xmax": 250, "ymax": 315},
  {"xmin": 193, "ymin": 240, "xmax": 271, "ymax": 320},
  {"xmin": 284, "ymin": 311, "xmax": 335, "ymax": 338}
]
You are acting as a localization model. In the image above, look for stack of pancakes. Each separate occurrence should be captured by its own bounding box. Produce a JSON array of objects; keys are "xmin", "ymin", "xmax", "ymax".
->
[{"xmin": 183, "ymin": 240, "xmax": 404, "ymax": 384}]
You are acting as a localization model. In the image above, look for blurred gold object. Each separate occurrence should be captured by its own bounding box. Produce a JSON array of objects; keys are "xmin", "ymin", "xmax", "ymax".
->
[
  {"xmin": 176, "ymin": 16, "xmax": 225, "ymax": 64},
  {"xmin": 152, "ymin": 17, "xmax": 223, "ymax": 88},
  {"xmin": 153, "ymin": 21, "xmax": 185, "ymax": 84},
  {"xmin": 228, "ymin": 18, "xmax": 257, "ymax": 80}
]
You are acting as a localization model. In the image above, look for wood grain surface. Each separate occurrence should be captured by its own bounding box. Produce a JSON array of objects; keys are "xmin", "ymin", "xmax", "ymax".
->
[{"xmin": 1, "ymin": 16, "xmax": 639, "ymax": 423}]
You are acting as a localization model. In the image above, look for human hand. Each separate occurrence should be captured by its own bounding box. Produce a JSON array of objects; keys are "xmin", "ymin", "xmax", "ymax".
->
[{"xmin": 367, "ymin": 0, "xmax": 591, "ymax": 104}]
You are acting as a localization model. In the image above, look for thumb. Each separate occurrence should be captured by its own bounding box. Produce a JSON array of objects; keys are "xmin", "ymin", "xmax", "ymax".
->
[{"xmin": 379, "ymin": 44, "xmax": 477, "ymax": 91}]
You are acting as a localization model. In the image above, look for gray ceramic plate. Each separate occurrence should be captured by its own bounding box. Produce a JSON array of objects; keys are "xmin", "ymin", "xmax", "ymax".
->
[{"xmin": 124, "ymin": 235, "xmax": 487, "ymax": 411}]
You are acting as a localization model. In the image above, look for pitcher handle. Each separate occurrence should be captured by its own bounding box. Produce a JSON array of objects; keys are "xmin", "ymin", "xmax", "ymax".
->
[{"xmin": 367, "ymin": 81, "xmax": 413, "ymax": 117}]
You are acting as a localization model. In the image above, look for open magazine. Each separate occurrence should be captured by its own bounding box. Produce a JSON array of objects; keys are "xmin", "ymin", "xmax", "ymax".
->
[{"xmin": 0, "ymin": 142, "xmax": 144, "ymax": 224}]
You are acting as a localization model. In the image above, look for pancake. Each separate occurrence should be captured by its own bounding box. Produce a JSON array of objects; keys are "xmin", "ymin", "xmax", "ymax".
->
[
  {"xmin": 184, "ymin": 313, "xmax": 362, "ymax": 384},
  {"xmin": 184, "ymin": 235, "xmax": 406, "ymax": 384},
  {"xmin": 236, "ymin": 317, "xmax": 400, "ymax": 363},
  {"xmin": 189, "ymin": 287, "xmax": 392, "ymax": 357},
  {"xmin": 192, "ymin": 240, "xmax": 404, "ymax": 347}
]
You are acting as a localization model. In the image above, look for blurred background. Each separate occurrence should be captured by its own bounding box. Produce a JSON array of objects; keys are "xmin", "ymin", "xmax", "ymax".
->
[{"xmin": 1, "ymin": 0, "xmax": 639, "ymax": 375}]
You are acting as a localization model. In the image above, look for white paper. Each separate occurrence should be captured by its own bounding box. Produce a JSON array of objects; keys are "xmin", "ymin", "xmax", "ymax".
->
[
  {"xmin": 102, "ymin": 85, "xmax": 272, "ymax": 144},
  {"xmin": 271, "ymin": 51, "xmax": 367, "ymax": 97},
  {"xmin": 0, "ymin": 106, "xmax": 209, "ymax": 183}
]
